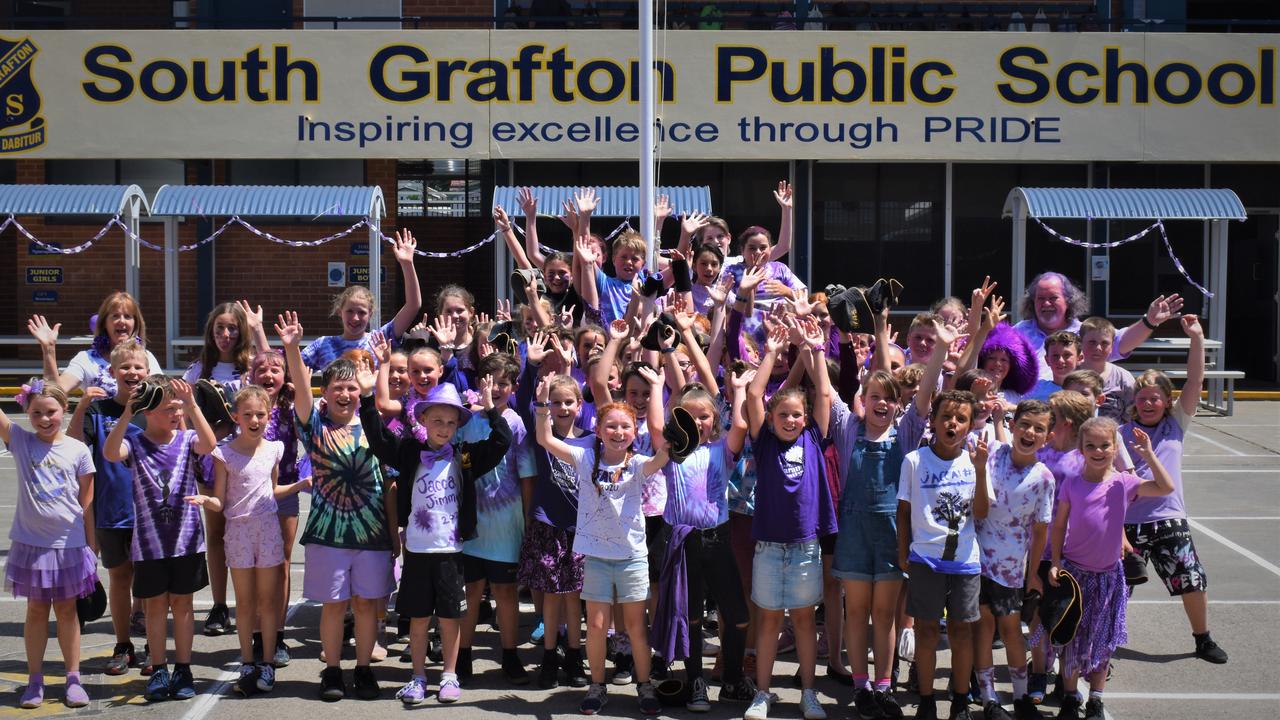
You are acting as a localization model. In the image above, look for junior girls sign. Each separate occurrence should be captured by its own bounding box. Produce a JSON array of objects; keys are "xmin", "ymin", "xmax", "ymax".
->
[{"xmin": 9, "ymin": 30, "xmax": 1279, "ymax": 160}]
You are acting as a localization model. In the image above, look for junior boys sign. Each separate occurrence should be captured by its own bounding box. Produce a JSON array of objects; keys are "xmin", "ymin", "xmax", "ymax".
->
[{"xmin": 13, "ymin": 30, "xmax": 1279, "ymax": 160}]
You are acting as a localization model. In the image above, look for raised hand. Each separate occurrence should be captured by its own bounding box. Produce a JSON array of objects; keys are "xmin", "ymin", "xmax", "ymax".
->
[
  {"xmin": 370, "ymin": 330, "xmax": 391, "ymax": 364},
  {"xmin": 608, "ymin": 319, "xmax": 630, "ymax": 343},
  {"xmin": 1146, "ymin": 293, "xmax": 1185, "ymax": 327},
  {"xmin": 392, "ymin": 229, "xmax": 418, "ymax": 264},
  {"xmin": 765, "ymin": 323, "xmax": 789, "ymax": 356},
  {"xmin": 574, "ymin": 234, "xmax": 598, "ymax": 267},
  {"xmin": 236, "ymin": 300, "xmax": 264, "ymax": 334},
  {"xmin": 274, "ymin": 311, "xmax": 304, "ymax": 346},
  {"xmin": 170, "ymin": 379, "xmax": 195, "ymax": 405},
  {"xmin": 496, "ymin": 298, "xmax": 513, "ymax": 323},
  {"xmin": 517, "ymin": 186, "xmax": 538, "ymax": 216},
  {"xmin": 636, "ymin": 365, "xmax": 664, "ymax": 388},
  {"xmin": 1181, "ymin": 313, "xmax": 1203, "ymax": 338},
  {"xmin": 26, "ymin": 314, "xmax": 60, "ymax": 347},
  {"xmin": 556, "ymin": 305, "xmax": 576, "ymax": 328},
  {"xmin": 1129, "ymin": 426, "xmax": 1155, "ymax": 458},
  {"xmin": 477, "ymin": 373, "xmax": 495, "ymax": 410},
  {"xmin": 933, "ymin": 319, "xmax": 965, "ymax": 348},
  {"xmin": 707, "ymin": 275, "xmax": 735, "ymax": 306},
  {"xmin": 80, "ymin": 386, "xmax": 108, "ymax": 405},
  {"xmin": 526, "ymin": 330, "xmax": 549, "ymax": 365},
  {"xmin": 493, "ymin": 205, "xmax": 512, "ymax": 231},
  {"xmin": 654, "ymin": 194, "xmax": 672, "ymax": 224},
  {"xmin": 680, "ymin": 211, "xmax": 710, "ymax": 238},
  {"xmin": 773, "ymin": 180, "xmax": 793, "ymax": 210},
  {"xmin": 356, "ymin": 359, "xmax": 377, "ymax": 394},
  {"xmin": 800, "ymin": 315, "xmax": 825, "ymax": 350},
  {"xmin": 559, "ymin": 199, "xmax": 580, "ymax": 232},
  {"xmin": 429, "ymin": 315, "xmax": 457, "ymax": 348},
  {"xmin": 536, "ymin": 373, "xmax": 554, "ymax": 404},
  {"xmin": 738, "ymin": 265, "xmax": 766, "ymax": 294},
  {"xmin": 574, "ymin": 187, "xmax": 599, "ymax": 216},
  {"xmin": 730, "ymin": 368, "xmax": 756, "ymax": 390},
  {"xmin": 968, "ymin": 436, "xmax": 989, "ymax": 467}
]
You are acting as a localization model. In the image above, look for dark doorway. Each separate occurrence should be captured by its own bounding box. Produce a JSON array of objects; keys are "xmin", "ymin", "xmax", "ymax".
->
[{"xmin": 1225, "ymin": 213, "xmax": 1279, "ymax": 385}]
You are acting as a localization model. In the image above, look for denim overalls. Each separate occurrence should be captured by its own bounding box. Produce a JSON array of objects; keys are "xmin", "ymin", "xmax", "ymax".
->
[{"xmin": 832, "ymin": 425, "xmax": 906, "ymax": 582}]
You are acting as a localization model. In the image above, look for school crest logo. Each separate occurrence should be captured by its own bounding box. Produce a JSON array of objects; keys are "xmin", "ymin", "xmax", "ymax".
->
[{"xmin": 0, "ymin": 36, "xmax": 45, "ymax": 153}]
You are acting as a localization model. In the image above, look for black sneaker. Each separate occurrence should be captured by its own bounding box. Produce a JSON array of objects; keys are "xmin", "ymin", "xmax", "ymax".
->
[
  {"xmin": 564, "ymin": 648, "xmax": 590, "ymax": 688},
  {"xmin": 1083, "ymin": 698, "xmax": 1105, "ymax": 720},
  {"xmin": 1056, "ymin": 694, "xmax": 1081, "ymax": 719},
  {"xmin": 1028, "ymin": 673, "xmax": 1047, "ymax": 704},
  {"xmin": 503, "ymin": 651, "xmax": 531, "ymax": 685},
  {"xmin": 949, "ymin": 694, "xmax": 974, "ymax": 720},
  {"xmin": 1050, "ymin": 675, "xmax": 1065, "ymax": 704},
  {"xmin": 916, "ymin": 695, "xmax": 939, "ymax": 720},
  {"xmin": 876, "ymin": 689, "xmax": 905, "ymax": 718},
  {"xmin": 1195, "ymin": 636, "xmax": 1229, "ymax": 664},
  {"xmin": 719, "ymin": 676, "xmax": 758, "ymax": 703},
  {"xmin": 906, "ymin": 662, "xmax": 920, "ymax": 694},
  {"xmin": 985, "ymin": 700, "xmax": 1014, "ymax": 720},
  {"xmin": 456, "ymin": 647, "xmax": 473, "ymax": 685},
  {"xmin": 538, "ymin": 649, "xmax": 560, "ymax": 689},
  {"xmin": 580, "ymin": 683, "xmax": 608, "ymax": 715},
  {"xmin": 352, "ymin": 665, "xmax": 380, "ymax": 700},
  {"xmin": 854, "ymin": 687, "xmax": 886, "ymax": 719},
  {"xmin": 611, "ymin": 652, "xmax": 634, "ymax": 685},
  {"xmin": 234, "ymin": 663, "xmax": 259, "ymax": 697},
  {"xmin": 319, "ymin": 666, "xmax": 346, "ymax": 702},
  {"xmin": 1013, "ymin": 696, "xmax": 1042, "ymax": 720},
  {"xmin": 203, "ymin": 603, "xmax": 230, "ymax": 637}
]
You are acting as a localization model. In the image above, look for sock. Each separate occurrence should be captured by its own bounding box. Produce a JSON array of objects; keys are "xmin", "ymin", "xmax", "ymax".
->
[
  {"xmin": 875, "ymin": 677, "xmax": 891, "ymax": 692},
  {"xmin": 66, "ymin": 671, "xmax": 81, "ymax": 685},
  {"xmin": 28, "ymin": 673, "xmax": 43, "ymax": 686},
  {"xmin": 977, "ymin": 666, "xmax": 997, "ymax": 703},
  {"xmin": 1089, "ymin": 689, "xmax": 1104, "ymax": 701},
  {"xmin": 441, "ymin": 672, "xmax": 457, "ymax": 683},
  {"xmin": 853, "ymin": 674, "xmax": 870, "ymax": 691},
  {"xmin": 1010, "ymin": 665, "xmax": 1029, "ymax": 699},
  {"xmin": 414, "ymin": 674, "xmax": 427, "ymax": 684},
  {"xmin": 1193, "ymin": 631, "xmax": 1211, "ymax": 645},
  {"xmin": 174, "ymin": 663, "xmax": 190, "ymax": 673},
  {"xmin": 502, "ymin": 648, "xmax": 519, "ymax": 663}
]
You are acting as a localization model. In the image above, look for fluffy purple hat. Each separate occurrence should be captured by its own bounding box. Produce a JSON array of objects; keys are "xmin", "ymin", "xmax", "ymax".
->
[{"xmin": 979, "ymin": 322, "xmax": 1038, "ymax": 395}]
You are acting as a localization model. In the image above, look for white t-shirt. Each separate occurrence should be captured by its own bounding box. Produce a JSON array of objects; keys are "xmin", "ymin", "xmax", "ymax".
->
[
  {"xmin": 404, "ymin": 457, "xmax": 464, "ymax": 554},
  {"xmin": 183, "ymin": 360, "xmax": 244, "ymax": 394},
  {"xmin": 974, "ymin": 443, "xmax": 1055, "ymax": 588},
  {"xmin": 65, "ymin": 348, "xmax": 163, "ymax": 395},
  {"xmin": 896, "ymin": 445, "xmax": 985, "ymax": 574},
  {"xmin": 569, "ymin": 444, "xmax": 658, "ymax": 561}
]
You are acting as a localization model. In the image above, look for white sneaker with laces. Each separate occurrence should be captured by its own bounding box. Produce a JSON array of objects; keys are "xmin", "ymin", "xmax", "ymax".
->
[{"xmin": 744, "ymin": 689, "xmax": 771, "ymax": 720}]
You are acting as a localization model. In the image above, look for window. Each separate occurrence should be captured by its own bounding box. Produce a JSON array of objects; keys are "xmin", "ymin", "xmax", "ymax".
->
[
  {"xmin": 811, "ymin": 163, "xmax": 945, "ymax": 306},
  {"xmin": 398, "ymin": 159, "xmax": 483, "ymax": 218}
]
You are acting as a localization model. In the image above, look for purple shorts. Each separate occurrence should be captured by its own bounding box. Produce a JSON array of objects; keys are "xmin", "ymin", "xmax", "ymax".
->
[{"xmin": 302, "ymin": 544, "xmax": 394, "ymax": 603}]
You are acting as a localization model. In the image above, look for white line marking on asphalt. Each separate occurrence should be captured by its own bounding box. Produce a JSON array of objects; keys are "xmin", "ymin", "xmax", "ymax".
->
[
  {"xmin": 1190, "ymin": 516, "xmax": 1280, "ymax": 520},
  {"xmin": 1188, "ymin": 431, "xmax": 1245, "ymax": 456},
  {"xmin": 1103, "ymin": 692, "xmax": 1280, "ymax": 700},
  {"xmin": 1183, "ymin": 469, "xmax": 1278, "ymax": 474},
  {"xmin": 1188, "ymin": 519, "xmax": 1280, "ymax": 578},
  {"xmin": 1128, "ymin": 600, "xmax": 1280, "ymax": 605},
  {"xmin": 179, "ymin": 598, "xmax": 310, "ymax": 720}
]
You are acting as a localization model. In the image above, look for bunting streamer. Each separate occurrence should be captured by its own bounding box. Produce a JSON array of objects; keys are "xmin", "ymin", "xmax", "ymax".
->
[{"xmin": 1032, "ymin": 216, "xmax": 1212, "ymax": 298}]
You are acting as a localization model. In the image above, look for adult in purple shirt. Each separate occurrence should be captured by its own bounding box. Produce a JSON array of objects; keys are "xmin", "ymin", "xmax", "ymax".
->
[{"xmin": 1012, "ymin": 272, "xmax": 1185, "ymax": 381}]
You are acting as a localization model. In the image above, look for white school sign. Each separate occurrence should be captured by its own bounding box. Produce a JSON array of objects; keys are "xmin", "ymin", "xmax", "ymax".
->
[{"xmin": 1, "ymin": 30, "xmax": 1276, "ymax": 161}]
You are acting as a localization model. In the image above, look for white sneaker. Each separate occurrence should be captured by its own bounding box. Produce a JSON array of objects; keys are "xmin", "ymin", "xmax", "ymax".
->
[
  {"xmin": 744, "ymin": 689, "xmax": 771, "ymax": 720},
  {"xmin": 801, "ymin": 688, "xmax": 826, "ymax": 720}
]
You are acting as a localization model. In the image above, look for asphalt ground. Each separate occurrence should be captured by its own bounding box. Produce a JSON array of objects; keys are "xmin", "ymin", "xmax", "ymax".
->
[{"xmin": 0, "ymin": 403, "xmax": 1276, "ymax": 720}]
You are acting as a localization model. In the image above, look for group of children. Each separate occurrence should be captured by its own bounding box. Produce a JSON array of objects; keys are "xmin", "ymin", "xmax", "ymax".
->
[{"xmin": 5, "ymin": 192, "xmax": 1229, "ymax": 720}]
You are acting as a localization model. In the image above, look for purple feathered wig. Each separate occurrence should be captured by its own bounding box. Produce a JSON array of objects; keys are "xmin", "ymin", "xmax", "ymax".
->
[{"xmin": 979, "ymin": 322, "xmax": 1038, "ymax": 395}]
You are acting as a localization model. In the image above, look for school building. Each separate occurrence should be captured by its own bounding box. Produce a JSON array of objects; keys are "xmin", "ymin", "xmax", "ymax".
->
[{"xmin": 0, "ymin": 1, "xmax": 1277, "ymax": 385}]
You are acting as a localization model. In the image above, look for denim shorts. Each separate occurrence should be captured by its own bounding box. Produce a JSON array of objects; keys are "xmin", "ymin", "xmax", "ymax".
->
[
  {"xmin": 751, "ymin": 539, "xmax": 822, "ymax": 611},
  {"xmin": 832, "ymin": 511, "xmax": 904, "ymax": 582},
  {"xmin": 581, "ymin": 556, "xmax": 650, "ymax": 604}
]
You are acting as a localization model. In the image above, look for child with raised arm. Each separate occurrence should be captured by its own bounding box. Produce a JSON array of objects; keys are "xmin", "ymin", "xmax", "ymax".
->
[
  {"xmin": 743, "ymin": 323, "xmax": 837, "ymax": 720},
  {"xmin": 971, "ymin": 400, "xmax": 1055, "ymax": 720},
  {"xmin": 1049, "ymin": 418, "xmax": 1173, "ymax": 720},
  {"xmin": 535, "ymin": 375, "xmax": 669, "ymax": 716},
  {"xmin": 2, "ymin": 380, "xmax": 97, "ymax": 709},
  {"xmin": 104, "ymin": 377, "xmax": 218, "ymax": 703},
  {"xmin": 360, "ymin": 363, "xmax": 511, "ymax": 706},
  {"xmin": 29, "ymin": 294, "xmax": 163, "ymax": 395},
  {"xmin": 1078, "ymin": 317, "xmax": 1136, "ymax": 422},
  {"xmin": 67, "ymin": 342, "xmax": 149, "ymax": 676},
  {"xmin": 896, "ymin": 386, "xmax": 989, "ymax": 720},
  {"xmin": 301, "ymin": 230, "xmax": 420, "ymax": 371},
  {"xmin": 1121, "ymin": 315, "xmax": 1227, "ymax": 664},
  {"xmin": 278, "ymin": 312, "xmax": 396, "ymax": 702}
]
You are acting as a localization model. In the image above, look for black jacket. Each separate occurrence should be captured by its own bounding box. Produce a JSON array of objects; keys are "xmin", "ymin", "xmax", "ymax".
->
[{"xmin": 359, "ymin": 395, "xmax": 512, "ymax": 542}]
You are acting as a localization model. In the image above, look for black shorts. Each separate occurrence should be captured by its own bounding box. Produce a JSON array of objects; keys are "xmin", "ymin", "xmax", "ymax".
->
[
  {"xmin": 96, "ymin": 528, "xmax": 133, "ymax": 570},
  {"xmin": 462, "ymin": 554, "xmax": 518, "ymax": 585},
  {"xmin": 133, "ymin": 553, "xmax": 210, "ymax": 599},
  {"xmin": 905, "ymin": 563, "xmax": 980, "ymax": 623},
  {"xmin": 398, "ymin": 551, "xmax": 466, "ymax": 619},
  {"xmin": 1125, "ymin": 519, "xmax": 1208, "ymax": 597},
  {"xmin": 979, "ymin": 576, "xmax": 1024, "ymax": 618}
]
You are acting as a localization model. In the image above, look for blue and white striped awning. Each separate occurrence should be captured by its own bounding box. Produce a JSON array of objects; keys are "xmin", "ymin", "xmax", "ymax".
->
[
  {"xmin": 151, "ymin": 185, "xmax": 384, "ymax": 218},
  {"xmin": 492, "ymin": 186, "xmax": 712, "ymax": 218},
  {"xmin": 1003, "ymin": 187, "xmax": 1246, "ymax": 221},
  {"xmin": 0, "ymin": 184, "xmax": 149, "ymax": 215}
]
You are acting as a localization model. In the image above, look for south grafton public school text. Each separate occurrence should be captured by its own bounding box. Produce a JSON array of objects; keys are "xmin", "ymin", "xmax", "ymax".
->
[{"xmin": 80, "ymin": 43, "xmax": 1277, "ymax": 107}]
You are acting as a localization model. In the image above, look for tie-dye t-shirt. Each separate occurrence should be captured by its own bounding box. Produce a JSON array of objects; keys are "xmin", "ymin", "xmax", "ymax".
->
[
  {"xmin": 974, "ymin": 443, "xmax": 1055, "ymax": 588},
  {"xmin": 663, "ymin": 438, "xmax": 732, "ymax": 529},
  {"xmin": 297, "ymin": 407, "xmax": 391, "ymax": 551},
  {"xmin": 125, "ymin": 430, "xmax": 206, "ymax": 561},
  {"xmin": 460, "ymin": 408, "xmax": 536, "ymax": 563}
]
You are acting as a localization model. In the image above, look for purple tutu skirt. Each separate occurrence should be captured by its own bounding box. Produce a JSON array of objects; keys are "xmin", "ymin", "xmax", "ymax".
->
[
  {"xmin": 517, "ymin": 520, "xmax": 585, "ymax": 594},
  {"xmin": 4, "ymin": 541, "xmax": 98, "ymax": 602},
  {"xmin": 1059, "ymin": 559, "xmax": 1127, "ymax": 678}
]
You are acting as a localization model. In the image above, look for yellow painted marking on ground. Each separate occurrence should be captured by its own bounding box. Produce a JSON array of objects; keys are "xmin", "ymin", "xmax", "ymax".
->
[{"xmin": 0, "ymin": 649, "xmax": 150, "ymax": 718}]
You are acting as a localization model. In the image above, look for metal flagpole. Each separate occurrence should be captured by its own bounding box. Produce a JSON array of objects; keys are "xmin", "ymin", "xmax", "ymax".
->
[{"xmin": 639, "ymin": 0, "xmax": 656, "ymax": 266}]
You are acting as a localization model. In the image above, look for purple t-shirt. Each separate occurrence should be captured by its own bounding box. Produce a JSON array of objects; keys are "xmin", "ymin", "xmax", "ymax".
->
[
  {"xmin": 1122, "ymin": 407, "xmax": 1190, "ymax": 524},
  {"xmin": 125, "ymin": 429, "xmax": 206, "ymax": 561},
  {"xmin": 1061, "ymin": 470, "xmax": 1142, "ymax": 572},
  {"xmin": 663, "ymin": 438, "xmax": 733, "ymax": 529},
  {"xmin": 751, "ymin": 424, "xmax": 837, "ymax": 544},
  {"xmin": 6, "ymin": 428, "xmax": 94, "ymax": 549}
]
